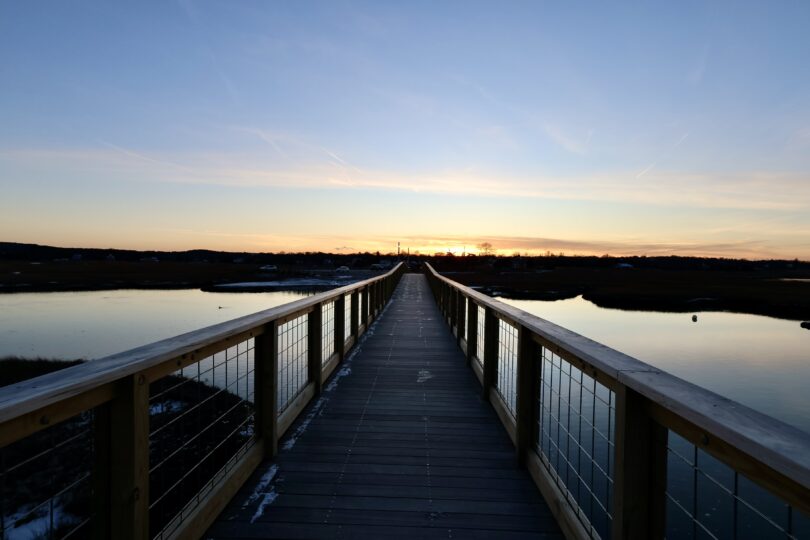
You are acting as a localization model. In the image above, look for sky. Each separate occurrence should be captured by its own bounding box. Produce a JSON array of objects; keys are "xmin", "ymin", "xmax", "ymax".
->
[{"xmin": 1, "ymin": 1, "xmax": 809, "ymax": 259}]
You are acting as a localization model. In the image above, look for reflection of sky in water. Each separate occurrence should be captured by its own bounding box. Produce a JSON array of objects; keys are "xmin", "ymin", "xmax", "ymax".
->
[
  {"xmin": 500, "ymin": 296, "xmax": 810, "ymax": 434},
  {"xmin": 0, "ymin": 289, "xmax": 310, "ymax": 360}
]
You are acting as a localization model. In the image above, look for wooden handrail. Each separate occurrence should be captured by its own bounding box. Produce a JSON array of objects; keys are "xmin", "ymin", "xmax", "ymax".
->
[
  {"xmin": 424, "ymin": 263, "xmax": 810, "ymax": 538},
  {"xmin": 0, "ymin": 264, "xmax": 404, "ymax": 430}
]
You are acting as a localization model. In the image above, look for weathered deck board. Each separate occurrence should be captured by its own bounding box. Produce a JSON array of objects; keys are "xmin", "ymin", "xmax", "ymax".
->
[{"xmin": 207, "ymin": 274, "xmax": 562, "ymax": 539}]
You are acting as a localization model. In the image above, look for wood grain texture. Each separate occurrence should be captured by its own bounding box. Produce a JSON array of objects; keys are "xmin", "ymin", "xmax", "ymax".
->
[{"xmin": 207, "ymin": 274, "xmax": 561, "ymax": 539}]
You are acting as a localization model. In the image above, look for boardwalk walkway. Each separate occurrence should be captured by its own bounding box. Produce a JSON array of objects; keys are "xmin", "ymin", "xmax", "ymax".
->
[{"xmin": 207, "ymin": 274, "xmax": 562, "ymax": 539}]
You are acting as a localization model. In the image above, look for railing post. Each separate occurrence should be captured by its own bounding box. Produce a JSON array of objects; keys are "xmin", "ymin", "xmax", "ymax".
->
[
  {"xmin": 362, "ymin": 286, "xmax": 369, "ymax": 326},
  {"xmin": 466, "ymin": 300, "xmax": 478, "ymax": 366},
  {"xmin": 351, "ymin": 291, "xmax": 359, "ymax": 338},
  {"xmin": 335, "ymin": 295, "xmax": 346, "ymax": 362},
  {"xmin": 515, "ymin": 326, "xmax": 538, "ymax": 467},
  {"xmin": 308, "ymin": 304, "xmax": 323, "ymax": 396},
  {"xmin": 109, "ymin": 373, "xmax": 150, "ymax": 540},
  {"xmin": 456, "ymin": 293, "xmax": 466, "ymax": 346},
  {"xmin": 612, "ymin": 387, "xmax": 668, "ymax": 539},
  {"xmin": 256, "ymin": 322, "xmax": 279, "ymax": 458},
  {"xmin": 92, "ymin": 405, "xmax": 111, "ymax": 540},
  {"xmin": 481, "ymin": 308, "xmax": 499, "ymax": 401},
  {"xmin": 447, "ymin": 285, "xmax": 458, "ymax": 338}
]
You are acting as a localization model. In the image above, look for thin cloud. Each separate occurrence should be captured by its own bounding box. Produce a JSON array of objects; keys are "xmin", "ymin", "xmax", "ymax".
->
[{"xmin": 3, "ymin": 147, "xmax": 809, "ymax": 212}]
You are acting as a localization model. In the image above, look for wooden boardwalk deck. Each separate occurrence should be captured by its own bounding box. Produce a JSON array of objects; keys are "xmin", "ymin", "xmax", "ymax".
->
[{"xmin": 207, "ymin": 274, "xmax": 562, "ymax": 539}]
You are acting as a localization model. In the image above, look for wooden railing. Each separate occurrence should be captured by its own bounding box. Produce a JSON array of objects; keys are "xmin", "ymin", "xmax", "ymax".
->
[
  {"xmin": 0, "ymin": 263, "xmax": 404, "ymax": 540},
  {"xmin": 425, "ymin": 264, "xmax": 810, "ymax": 540}
]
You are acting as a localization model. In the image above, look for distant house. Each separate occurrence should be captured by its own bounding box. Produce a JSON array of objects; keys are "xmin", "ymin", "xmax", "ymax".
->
[
  {"xmin": 71, "ymin": 253, "xmax": 82, "ymax": 261},
  {"xmin": 105, "ymin": 254, "xmax": 116, "ymax": 261},
  {"xmin": 615, "ymin": 263, "xmax": 633, "ymax": 269},
  {"xmin": 259, "ymin": 264, "xmax": 278, "ymax": 272}
]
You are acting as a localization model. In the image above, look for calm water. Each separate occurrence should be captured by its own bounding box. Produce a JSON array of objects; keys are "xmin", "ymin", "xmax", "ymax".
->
[
  {"xmin": 500, "ymin": 296, "xmax": 810, "ymax": 434},
  {"xmin": 0, "ymin": 289, "xmax": 310, "ymax": 360}
]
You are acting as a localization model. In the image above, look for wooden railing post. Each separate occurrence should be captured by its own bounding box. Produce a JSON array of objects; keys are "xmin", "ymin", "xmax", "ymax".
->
[
  {"xmin": 256, "ymin": 323, "xmax": 279, "ymax": 458},
  {"xmin": 612, "ymin": 387, "xmax": 668, "ymax": 540},
  {"xmin": 456, "ymin": 293, "xmax": 466, "ymax": 346},
  {"xmin": 466, "ymin": 300, "xmax": 478, "ymax": 365},
  {"xmin": 481, "ymin": 308, "xmax": 499, "ymax": 401},
  {"xmin": 362, "ymin": 286, "xmax": 369, "ymax": 326},
  {"xmin": 335, "ymin": 295, "xmax": 346, "ymax": 362},
  {"xmin": 92, "ymin": 405, "xmax": 111, "ymax": 540},
  {"xmin": 109, "ymin": 373, "xmax": 150, "ymax": 540},
  {"xmin": 350, "ymin": 292, "xmax": 359, "ymax": 338},
  {"xmin": 308, "ymin": 304, "xmax": 323, "ymax": 396},
  {"xmin": 515, "ymin": 327, "xmax": 538, "ymax": 467}
]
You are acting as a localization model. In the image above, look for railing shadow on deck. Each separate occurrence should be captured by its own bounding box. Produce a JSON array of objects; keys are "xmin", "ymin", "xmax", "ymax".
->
[
  {"xmin": 425, "ymin": 263, "xmax": 810, "ymax": 540},
  {"xmin": 0, "ymin": 263, "xmax": 405, "ymax": 540}
]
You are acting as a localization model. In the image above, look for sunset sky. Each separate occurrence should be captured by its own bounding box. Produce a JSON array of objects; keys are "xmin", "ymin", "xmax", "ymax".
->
[{"xmin": 2, "ymin": 2, "xmax": 809, "ymax": 258}]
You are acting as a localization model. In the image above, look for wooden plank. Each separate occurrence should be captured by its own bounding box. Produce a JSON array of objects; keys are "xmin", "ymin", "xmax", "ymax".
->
[
  {"xmin": 277, "ymin": 383, "xmax": 316, "ymax": 437},
  {"xmin": 167, "ymin": 442, "xmax": 264, "ymax": 540},
  {"xmin": 490, "ymin": 388, "xmax": 518, "ymax": 445},
  {"xmin": 527, "ymin": 449, "xmax": 590, "ymax": 540},
  {"xmin": 320, "ymin": 353, "xmax": 340, "ymax": 383}
]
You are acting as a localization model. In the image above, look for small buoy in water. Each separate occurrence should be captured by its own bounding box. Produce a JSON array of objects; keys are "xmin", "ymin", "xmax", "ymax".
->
[
  {"xmin": 692, "ymin": 314, "xmax": 698, "ymax": 323},
  {"xmin": 801, "ymin": 321, "xmax": 810, "ymax": 330},
  {"xmin": 218, "ymin": 306, "xmax": 223, "ymax": 309}
]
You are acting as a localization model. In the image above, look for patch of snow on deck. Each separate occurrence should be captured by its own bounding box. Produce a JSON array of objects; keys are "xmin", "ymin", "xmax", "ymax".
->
[{"xmin": 417, "ymin": 369, "xmax": 433, "ymax": 383}]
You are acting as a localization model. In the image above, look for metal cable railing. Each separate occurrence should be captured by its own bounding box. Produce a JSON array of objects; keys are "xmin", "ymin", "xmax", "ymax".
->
[{"xmin": 425, "ymin": 263, "xmax": 809, "ymax": 540}]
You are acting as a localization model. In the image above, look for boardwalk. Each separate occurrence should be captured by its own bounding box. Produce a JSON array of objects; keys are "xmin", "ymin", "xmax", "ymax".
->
[{"xmin": 207, "ymin": 274, "xmax": 562, "ymax": 539}]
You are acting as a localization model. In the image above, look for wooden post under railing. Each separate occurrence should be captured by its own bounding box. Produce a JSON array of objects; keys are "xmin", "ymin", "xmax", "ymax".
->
[
  {"xmin": 92, "ymin": 405, "xmax": 111, "ymax": 540},
  {"xmin": 362, "ymin": 286, "xmax": 369, "ymax": 326},
  {"xmin": 256, "ymin": 322, "xmax": 279, "ymax": 458},
  {"xmin": 481, "ymin": 308, "xmax": 499, "ymax": 401},
  {"xmin": 308, "ymin": 304, "xmax": 323, "ymax": 396},
  {"xmin": 612, "ymin": 386, "xmax": 668, "ymax": 539},
  {"xmin": 448, "ymin": 288, "xmax": 456, "ymax": 335},
  {"xmin": 456, "ymin": 292, "xmax": 466, "ymax": 346},
  {"xmin": 515, "ymin": 326, "xmax": 539, "ymax": 467},
  {"xmin": 335, "ymin": 295, "xmax": 346, "ymax": 362},
  {"xmin": 109, "ymin": 373, "xmax": 150, "ymax": 540},
  {"xmin": 350, "ymin": 291, "xmax": 359, "ymax": 338},
  {"xmin": 466, "ymin": 299, "xmax": 478, "ymax": 365}
]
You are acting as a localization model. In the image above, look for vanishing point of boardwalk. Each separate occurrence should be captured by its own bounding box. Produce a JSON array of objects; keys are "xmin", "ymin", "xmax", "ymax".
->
[{"xmin": 207, "ymin": 274, "xmax": 562, "ymax": 539}]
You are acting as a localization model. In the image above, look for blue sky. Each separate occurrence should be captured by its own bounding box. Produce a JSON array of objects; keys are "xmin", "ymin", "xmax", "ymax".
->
[{"xmin": 2, "ymin": 1, "xmax": 809, "ymax": 257}]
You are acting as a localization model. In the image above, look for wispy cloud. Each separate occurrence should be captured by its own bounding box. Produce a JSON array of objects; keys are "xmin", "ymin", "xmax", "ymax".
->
[
  {"xmin": 2, "ymin": 147, "xmax": 809, "ymax": 212},
  {"xmin": 544, "ymin": 124, "xmax": 590, "ymax": 154}
]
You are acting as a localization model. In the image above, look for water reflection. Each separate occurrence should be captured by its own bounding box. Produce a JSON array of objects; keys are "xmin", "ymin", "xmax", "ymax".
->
[
  {"xmin": 0, "ymin": 289, "xmax": 311, "ymax": 360},
  {"xmin": 500, "ymin": 296, "xmax": 810, "ymax": 434}
]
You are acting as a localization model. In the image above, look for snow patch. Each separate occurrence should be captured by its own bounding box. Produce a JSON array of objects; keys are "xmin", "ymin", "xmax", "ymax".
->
[
  {"xmin": 250, "ymin": 490, "xmax": 278, "ymax": 523},
  {"xmin": 243, "ymin": 465, "xmax": 278, "ymax": 508},
  {"xmin": 149, "ymin": 400, "xmax": 185, "ymax": 415},
  {"xmin": 417, "ymin": 369, "xmax": 433, "ymax": 383}
]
